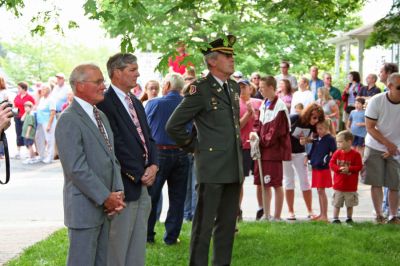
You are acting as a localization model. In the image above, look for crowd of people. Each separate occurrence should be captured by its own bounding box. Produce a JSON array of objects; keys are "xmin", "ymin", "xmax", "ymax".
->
[
  {"xmin": 0, "ymin": 35, "xmax": 399, "ymax": 266},
  {"xmin": 0, "ymin": 73, "xmax": 70, "ymax": 163}
]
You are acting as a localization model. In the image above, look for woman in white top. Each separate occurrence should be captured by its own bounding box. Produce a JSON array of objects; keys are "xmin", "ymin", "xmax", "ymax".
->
[{"xmin": 290, "ymin": 77, "xmax": 315, "ymax": 115}]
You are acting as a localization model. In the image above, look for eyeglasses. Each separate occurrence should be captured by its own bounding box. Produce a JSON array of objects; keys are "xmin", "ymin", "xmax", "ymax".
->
[{"xmin": 82, "ymin": 79, "xmax": 106, "ymax": 86}]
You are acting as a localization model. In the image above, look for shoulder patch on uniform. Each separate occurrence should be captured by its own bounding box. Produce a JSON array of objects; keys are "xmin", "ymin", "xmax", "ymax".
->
[{"xmin": 189, "ymin": 85, "xmax": 197, "ymax": 95}]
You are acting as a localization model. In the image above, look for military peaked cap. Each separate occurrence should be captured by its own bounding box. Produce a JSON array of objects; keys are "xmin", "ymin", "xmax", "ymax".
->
[{"xmin": 201, "ymin": 35, "xmax": 236, "ymax": 55}]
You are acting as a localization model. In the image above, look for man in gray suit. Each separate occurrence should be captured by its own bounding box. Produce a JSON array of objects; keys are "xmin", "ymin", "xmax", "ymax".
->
[{"xmin": 55, "ymin": 64, "xmax": 125, "ymax": 266}]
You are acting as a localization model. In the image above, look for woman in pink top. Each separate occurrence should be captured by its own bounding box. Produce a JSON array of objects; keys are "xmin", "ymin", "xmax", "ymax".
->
[
  {"xmin": 277, "ymin": 79, "xmax": 293, "ymax": 111},
  {"xmin": 238, "ymin": 79, "xmax": 262, "ymax": 219}
]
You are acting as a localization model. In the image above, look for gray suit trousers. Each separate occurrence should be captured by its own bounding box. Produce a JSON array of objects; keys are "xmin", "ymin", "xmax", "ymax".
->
[
  {"xmin": 107, "ymin": 186, "xmax": 151, "ymax": 266},
  {"xmin": 67, "ymin": 219, "xmax": 110, "ymax": 266}
]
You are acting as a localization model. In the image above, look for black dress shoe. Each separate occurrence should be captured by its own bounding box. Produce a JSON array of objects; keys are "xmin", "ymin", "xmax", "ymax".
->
[{"xmin": 256, "ymin": 208, "xmax": 264, "ymax": 220}]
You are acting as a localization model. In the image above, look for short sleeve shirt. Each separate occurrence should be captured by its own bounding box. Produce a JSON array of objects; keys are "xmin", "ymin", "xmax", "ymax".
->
[
  {"xmin": 349, "ymin": 109, "xmax": 367, "ymax": 137},
  {"xmin": 365, "ymin": 92, "xmax": 400, "ymax": 152},
  {"xmin": 22, "ymin": 114, "xmax": 36, "ymax": 139}
]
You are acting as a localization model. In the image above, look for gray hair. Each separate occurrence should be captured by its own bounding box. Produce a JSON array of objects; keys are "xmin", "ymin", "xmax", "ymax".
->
[
  {"xmin": 203, "ymin": 51, "xmax": 219, "ymax": 69},
  {"xmin": 388, "ymin": 72, "xmax": 400, "ymax": 87},
  {"xmin": 69, "ymin": 64, "xmax": 101, "ymax": 93},
  {"xmin": 107, "ymin": 53, "xmax": 138, "ymax": 79},
  {"xmin": 163, "ymin": 73, "xmax": 185, "ymax": 92},
  {"xmin": 323, "ymin": 72, "xmax": 331, "ymax": 79}
]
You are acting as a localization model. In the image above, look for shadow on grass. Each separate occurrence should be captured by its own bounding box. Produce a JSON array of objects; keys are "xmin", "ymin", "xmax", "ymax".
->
[{"xmin": 7, "ymin": 222, "xmax": 400, "ymax": 266}]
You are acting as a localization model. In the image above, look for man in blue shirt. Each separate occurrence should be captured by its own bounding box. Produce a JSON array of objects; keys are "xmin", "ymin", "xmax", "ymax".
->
[
  {"xmin": 309, "ymin": 66, "xmax": 324, "ymax": 99},
  {"xmin": 145, "ymin": 73, "xmax": 190, "ymax": 245}
]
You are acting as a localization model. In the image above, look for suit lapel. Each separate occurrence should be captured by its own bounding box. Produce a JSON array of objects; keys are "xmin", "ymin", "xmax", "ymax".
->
[
  {"xmin": 70, "ymin": 100, "xmax": 113, "ymax": 156},
  {"xmin": 107, "ymin": 88, "xmax": 145, "ymax": 149},
  {"xmin": 207, "ymin": 74, "xmax": 231, "ymax": 105}
]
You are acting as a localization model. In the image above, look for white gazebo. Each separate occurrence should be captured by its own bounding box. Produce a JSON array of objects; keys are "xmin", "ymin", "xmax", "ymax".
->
[
  {"xmin": 327, "ymin": 24, "xmax": 374, "ymax": 79},
  {"xmin": 327, "ymin": 23, "xmax": 400, "ymax": 80}
]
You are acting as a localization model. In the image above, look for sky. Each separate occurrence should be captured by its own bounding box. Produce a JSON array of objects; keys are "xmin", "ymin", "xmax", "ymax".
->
[{"xmin": 0, "ymin": 0, "xmax": 394, "ymax": 49}]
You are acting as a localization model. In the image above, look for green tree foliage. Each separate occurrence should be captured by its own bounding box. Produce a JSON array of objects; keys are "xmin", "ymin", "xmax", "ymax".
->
[
  {"xmin": 0, "ymin": 0, "xmax": 24, "ymax": 16},
  {"xmin": 87, "ymin": 0, "xmax": 364, "ymax": 75},
  {"xmin": 0, "ymin": 35, "xmax": 112, "ymax": 84},
  {"xmin": 1, "ymin": 0, "xmax": 365, "ymax": 76},
  {"xmin": 366, "ymin": 0, "xmax": 400, "ymax": 48}
]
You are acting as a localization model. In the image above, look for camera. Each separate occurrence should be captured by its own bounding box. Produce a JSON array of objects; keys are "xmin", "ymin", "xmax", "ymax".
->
[{"xmin": 0, "ymin": 100, "xmax": 19, "ymax": 117}]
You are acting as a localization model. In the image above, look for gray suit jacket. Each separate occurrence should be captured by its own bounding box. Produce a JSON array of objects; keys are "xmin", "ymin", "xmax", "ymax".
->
[{"xmin": 55, "ymin": 99, "xmax": 124, "ymax": 229}]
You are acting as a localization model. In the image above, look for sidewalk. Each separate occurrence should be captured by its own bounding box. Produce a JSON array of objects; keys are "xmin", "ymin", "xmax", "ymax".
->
[{"xmin": 0, "ymin": 126, "xmax": 376, "ymax": 265}]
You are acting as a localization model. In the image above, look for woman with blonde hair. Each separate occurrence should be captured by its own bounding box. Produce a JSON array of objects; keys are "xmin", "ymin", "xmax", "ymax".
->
[{"xmin": 316, "ymin": 87, "xmax": 339, "ymax": 132}]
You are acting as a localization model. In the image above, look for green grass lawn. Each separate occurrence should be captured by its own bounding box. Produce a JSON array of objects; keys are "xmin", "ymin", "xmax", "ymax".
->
[{"xmin": 6, "ymin": 221, "xmax": 400, "ymax": 266}]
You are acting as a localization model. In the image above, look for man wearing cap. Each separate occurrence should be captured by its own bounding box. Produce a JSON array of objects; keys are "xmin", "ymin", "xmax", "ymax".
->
[
  {"xmin": 166, "ymin": 35, "xmax": 243, "ymax": 266},
  {"xmin": 232, "ymin": 70, "xmax": 243, "ymax": 81},
  {"xmin": 51, "ymin": 73, "xmax": 70, "ymax": 115}
]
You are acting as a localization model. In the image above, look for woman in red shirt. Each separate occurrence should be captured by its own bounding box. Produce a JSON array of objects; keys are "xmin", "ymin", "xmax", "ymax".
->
[{"xmin": 13, "ymin": 82, "xmax": 35, "ymax": 158}]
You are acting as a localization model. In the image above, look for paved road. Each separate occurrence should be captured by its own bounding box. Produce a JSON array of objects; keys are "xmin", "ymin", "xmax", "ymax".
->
[{"xmin": 0, "ymin": 123, "xmax": 375, "ymax": 265}]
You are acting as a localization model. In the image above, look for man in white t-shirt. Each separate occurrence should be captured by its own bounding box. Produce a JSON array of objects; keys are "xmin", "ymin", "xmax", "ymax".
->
[
  {"xmin": 364, "ymin": 73, "xmax": 400, "ymax": 224},
  {"xmin": 275, "ymin": 61, "xmax": 298, "ymax": 90}
]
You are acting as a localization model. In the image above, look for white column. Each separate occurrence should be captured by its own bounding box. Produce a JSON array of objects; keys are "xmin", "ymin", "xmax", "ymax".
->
[
  {"xmin": 334, "ymin": 45, "xmax": 341, "ymax": 80},
  {"xmin": 358, "ymin": 39, "xmax": 365, "ymax": 80},
  {"xmin": 345, "ymin": 42, "xmax": 351, "ymax": 74}
]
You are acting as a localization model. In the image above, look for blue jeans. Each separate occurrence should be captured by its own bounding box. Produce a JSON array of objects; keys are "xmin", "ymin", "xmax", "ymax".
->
[
  {"xmin": 184, "ymin": 154, "xmax": 197, "ymax": 221},
  {"xmin": 147, "ymin": 149, "xmax": 189, "ymax": 244}
]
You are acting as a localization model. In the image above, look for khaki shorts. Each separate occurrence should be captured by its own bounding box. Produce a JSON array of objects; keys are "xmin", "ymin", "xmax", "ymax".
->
[
  {"xmin": 363, "ymin": 147, "xmax": 400, "ymax": 190},
  {"xmin": 332, "ymin": 191, "xmax": 359, "ymax": 208}
]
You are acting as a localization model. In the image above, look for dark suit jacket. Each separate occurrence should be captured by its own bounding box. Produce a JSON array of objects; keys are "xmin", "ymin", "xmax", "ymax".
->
[{"xmin": 97, "ymin": 86, "xmax": 158, "ymax": 201}]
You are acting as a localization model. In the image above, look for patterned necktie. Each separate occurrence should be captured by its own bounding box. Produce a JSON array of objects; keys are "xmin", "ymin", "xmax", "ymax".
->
[
  {"xmin": 223, "ymin": 82, "xmax": 231, "ymax": 101},
  {"xmin": 125, "ymin": 93, "xmax": 149, "ymax": 163},
  {"xmin": 93, "ymin": 106, "xmax": 112, "ymax": 151}
]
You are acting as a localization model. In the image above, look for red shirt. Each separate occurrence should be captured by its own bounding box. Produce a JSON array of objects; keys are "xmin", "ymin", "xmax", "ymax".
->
[
  {"xmin": 168, "ymin": 54, "xmax": 192, "ymax": 75},
  {"xmin": 329, "ymin": 149, "xmax": 362, "ymax": 192},
  {"xmin": 13, "ymin": 93, "xmax": 35, "ymax": 118},
  {"xmin": 240, "ymin": 98, "xmax": 262, "ymax": 149}
]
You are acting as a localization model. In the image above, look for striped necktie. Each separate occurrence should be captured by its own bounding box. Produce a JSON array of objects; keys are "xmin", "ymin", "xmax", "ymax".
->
[
  {"xmin": 125, "ymin": 93, "xmax": 149, "ymax": 164},
  {"xmin": 93, "ymin": 106, "xmax": 112, "ymax": 151}
]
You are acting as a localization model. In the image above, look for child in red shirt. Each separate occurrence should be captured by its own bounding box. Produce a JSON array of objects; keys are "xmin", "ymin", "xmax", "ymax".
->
[{"xmin": 329, "ymin": 130, "xmax": 362, "ymax": 224}]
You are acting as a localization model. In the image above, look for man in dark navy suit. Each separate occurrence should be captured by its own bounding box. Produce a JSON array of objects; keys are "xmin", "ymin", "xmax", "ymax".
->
[{"xmin": 97, "ymin": 53, "xmax": 158, "ymax": 266}]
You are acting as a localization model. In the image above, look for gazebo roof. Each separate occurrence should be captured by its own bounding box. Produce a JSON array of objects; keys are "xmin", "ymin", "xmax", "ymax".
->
[{"xmin": 326, "ymin": 24, "xmax": 374, "ymax": 45}]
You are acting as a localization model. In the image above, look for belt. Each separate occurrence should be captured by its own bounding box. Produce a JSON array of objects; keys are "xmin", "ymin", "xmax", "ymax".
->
[{"xmin": 157, "ymin": 145, "xmax": 182, "ymax": 150}]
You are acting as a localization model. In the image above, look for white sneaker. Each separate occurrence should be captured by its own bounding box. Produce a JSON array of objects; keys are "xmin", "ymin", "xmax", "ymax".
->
[
  {"xmin": 42, "ymin": 158, "xmax": 53, "ymax": 164},
  {"xmin": 22, "ymin": 158, "xmax": 31, "ymax": 164}
]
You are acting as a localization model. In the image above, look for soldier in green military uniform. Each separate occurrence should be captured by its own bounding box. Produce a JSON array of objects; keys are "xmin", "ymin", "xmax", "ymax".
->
[{"xmin": 166, "ymin": 35, "xmax": 243, "ymax": 266}]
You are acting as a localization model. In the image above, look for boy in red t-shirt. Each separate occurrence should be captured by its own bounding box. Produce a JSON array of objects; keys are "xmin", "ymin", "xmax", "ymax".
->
[{"xmin": 329, "ymin": 130, "xmax": 362, "ymax": 224}]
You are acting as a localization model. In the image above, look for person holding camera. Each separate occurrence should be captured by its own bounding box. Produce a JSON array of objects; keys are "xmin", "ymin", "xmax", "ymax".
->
[
  {"xmin": 13, "ymin": 82, "xmax": 35, "ymax": 159},
  {"xmin": 0, "ymin": 101, "xmax": 13, "ymax": 132}
]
